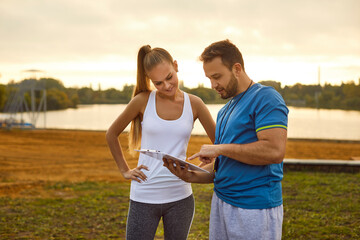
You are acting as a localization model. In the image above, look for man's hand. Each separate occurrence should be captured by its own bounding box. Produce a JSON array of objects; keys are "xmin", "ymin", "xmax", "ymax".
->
[
  {"xmin": 188, "ymin": 144, "xmax": 219, "ymax": 164},
  {"xmin": 163, "ymin": 158, "xmax": 194, "ymax": 182}
]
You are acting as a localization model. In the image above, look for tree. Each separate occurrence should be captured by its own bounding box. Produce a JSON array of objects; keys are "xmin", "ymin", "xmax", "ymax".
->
[
  {"xmin": 77, "ymin": 87, "xmax": 94, "ymax": 104},
  {"xmin": 259, "ymin": 80, "xmax": 282, "ymax": 94},
  {"xmin": 0, "ymin": 84, "xmax": 6, "ymax": 111},
  {"xmin": 46, "ymin": 88, "xmax": 71, "ymax": 110},
  {"xmin": 122, "ymin": 84, "xmax": 134, "ymax": 102},
  {"xmin": 39, "ymin": 78, "xmax": 66, "ymax": 90}
]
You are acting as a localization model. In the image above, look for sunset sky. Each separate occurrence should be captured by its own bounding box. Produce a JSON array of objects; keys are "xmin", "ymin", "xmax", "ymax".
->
[{"xmin": 1, "ymin": 0, "xmax": 359, "ymax": 90}]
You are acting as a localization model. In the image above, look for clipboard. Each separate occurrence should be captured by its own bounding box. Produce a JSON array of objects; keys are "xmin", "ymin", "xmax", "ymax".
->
[{"xmin": 135, "ymin": 149, "xmax": 210, "ymax": 173}]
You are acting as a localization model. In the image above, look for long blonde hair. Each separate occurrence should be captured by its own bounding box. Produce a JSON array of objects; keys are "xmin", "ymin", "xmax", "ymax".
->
[{"xmin": 129, "ymin": 45, "xmax": 174, "ymax": 153}]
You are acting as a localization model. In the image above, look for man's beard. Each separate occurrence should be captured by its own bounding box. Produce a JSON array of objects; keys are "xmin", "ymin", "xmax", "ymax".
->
[{"xmin": 219, "ymin": 73, "xmax": 238, "ymax": 99}]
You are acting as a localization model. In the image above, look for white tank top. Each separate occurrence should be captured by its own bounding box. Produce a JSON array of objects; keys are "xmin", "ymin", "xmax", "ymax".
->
[{"xmin": 130, "ymin": 90, "xmax": 194, "ymax": 203}]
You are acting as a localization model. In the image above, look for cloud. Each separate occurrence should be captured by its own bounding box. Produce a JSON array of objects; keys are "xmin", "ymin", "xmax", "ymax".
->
[
  {"xmin": 0, "ymin": 0, "xmax": 359, "ymax": 87},
  {"xmin": 1, "ymin": 0, "xmax": 359, "ymax": 59}
]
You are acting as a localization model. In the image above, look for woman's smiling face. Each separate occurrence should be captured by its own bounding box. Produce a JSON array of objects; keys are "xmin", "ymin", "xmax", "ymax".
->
[{"xmin": 147, "ymin": 61, "xmax": 179, "ymax": 97}]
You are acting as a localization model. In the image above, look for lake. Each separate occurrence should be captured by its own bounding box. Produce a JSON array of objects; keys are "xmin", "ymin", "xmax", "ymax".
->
[{"xmin": 1, "ymin": 104, "xmax": 360, "ymax": 141}]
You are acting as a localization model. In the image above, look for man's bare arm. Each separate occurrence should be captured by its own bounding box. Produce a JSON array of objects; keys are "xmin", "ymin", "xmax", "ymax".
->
[{"xmin": 189, "ymin": 128, "xmax": 287, "ymax": 165}]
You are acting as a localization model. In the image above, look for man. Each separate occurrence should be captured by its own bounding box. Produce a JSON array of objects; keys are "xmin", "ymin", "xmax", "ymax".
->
[{"xmin": 163, "ymin": 39, "xmax": 288, "ymax": 240}]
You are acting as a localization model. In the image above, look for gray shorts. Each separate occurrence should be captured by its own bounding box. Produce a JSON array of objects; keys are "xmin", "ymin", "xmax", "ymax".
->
[{"xmin": 209, "ymin": 193, "xmax": 283, "ymax": 240}]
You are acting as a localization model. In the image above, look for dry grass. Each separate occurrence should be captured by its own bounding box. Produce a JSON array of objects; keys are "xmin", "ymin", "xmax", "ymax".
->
[{"xmin": 1, "ymin": 129, "xmax": 359, "ymax": 197}]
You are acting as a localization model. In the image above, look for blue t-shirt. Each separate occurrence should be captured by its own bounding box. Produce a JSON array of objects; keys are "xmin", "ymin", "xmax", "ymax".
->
[{"xmin": 214, "ymin": 83, "xmax": 289, "ymax": 209}]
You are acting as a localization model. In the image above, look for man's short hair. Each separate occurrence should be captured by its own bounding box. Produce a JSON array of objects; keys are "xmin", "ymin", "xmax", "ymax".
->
[{"xmin": 200, "ymin": 39, "xmax": 245, "ymax": 71}]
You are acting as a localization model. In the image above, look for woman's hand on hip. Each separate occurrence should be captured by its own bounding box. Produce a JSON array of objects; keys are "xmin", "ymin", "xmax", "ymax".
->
[{"xmin": 122, "ymin": 165, "xmax": 149, "ymax": 183}]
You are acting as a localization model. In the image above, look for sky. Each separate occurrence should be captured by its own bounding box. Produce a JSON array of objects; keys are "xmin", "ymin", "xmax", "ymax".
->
[{"xmin": 0, "ymin": 0, "xmax": 359, "ymax": 90}]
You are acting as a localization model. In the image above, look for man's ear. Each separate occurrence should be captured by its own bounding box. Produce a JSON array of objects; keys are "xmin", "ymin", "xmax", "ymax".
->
[
  {"xmin": 173, "ymin": 60, "xmax": 178, "ymax": 72},
  {"xmin": 232, "ymin": 63, "xmax": 243, "ymax": 77}
]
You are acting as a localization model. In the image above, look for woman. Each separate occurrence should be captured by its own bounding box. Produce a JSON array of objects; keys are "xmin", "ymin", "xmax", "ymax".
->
[{"xmin": 106, "ymin": 45, "xmax": 215, "ymax": 240}]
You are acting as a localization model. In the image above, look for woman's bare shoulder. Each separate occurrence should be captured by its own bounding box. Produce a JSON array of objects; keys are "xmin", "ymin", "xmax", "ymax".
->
[
  {"xmin": 187, "ymin": 93, "xmax": 205, "ymax": 107},
  {"xmin": 131, "ymin": 91, "xmax": 152, "ymax": 104}
]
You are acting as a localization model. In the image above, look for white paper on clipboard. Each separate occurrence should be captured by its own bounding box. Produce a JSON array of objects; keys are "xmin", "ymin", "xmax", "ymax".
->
[{"xmin": 135, "ymin": 149, "xmax": 209, "ymax": 173}]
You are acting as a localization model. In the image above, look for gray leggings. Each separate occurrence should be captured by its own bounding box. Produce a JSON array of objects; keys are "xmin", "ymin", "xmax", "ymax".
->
[{"xmin": 126, "ymin": 194, "xmax": 195, "ymax": 240}]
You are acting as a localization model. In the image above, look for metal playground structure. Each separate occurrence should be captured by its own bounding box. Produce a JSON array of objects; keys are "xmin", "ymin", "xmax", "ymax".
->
[{"xmin": 1, "ymin": 70, "xmax": 47, "ymax": 129}]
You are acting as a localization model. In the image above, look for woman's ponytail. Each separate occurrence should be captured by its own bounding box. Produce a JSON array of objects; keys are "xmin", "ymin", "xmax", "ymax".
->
[{"xmin": 128, "ymin": 45, "xmax": 152, "ymax": 154}]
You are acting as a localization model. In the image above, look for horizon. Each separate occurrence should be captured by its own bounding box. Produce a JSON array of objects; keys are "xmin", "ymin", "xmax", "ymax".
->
[{"xmin": 3, "ymin": 73, "xmax": 359, "ymax": 92}]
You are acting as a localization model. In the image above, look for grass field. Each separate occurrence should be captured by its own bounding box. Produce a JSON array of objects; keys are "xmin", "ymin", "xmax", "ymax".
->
[
  {"xmin": 1, "ymin": 171, "xmax": 359, "ymax": 239},
  {"xmin": 1, "ymin": 129, "xmax": 360, "ymax": 239}
]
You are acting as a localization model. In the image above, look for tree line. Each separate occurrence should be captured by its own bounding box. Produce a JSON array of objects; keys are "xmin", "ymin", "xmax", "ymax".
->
[
  {"xmin": 0, "ymin": 78, "xmax": 359, "ymax": 112},
  {"xmin": 260, "ymin": 80, "xmax": 360, "ymax": 110}
]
